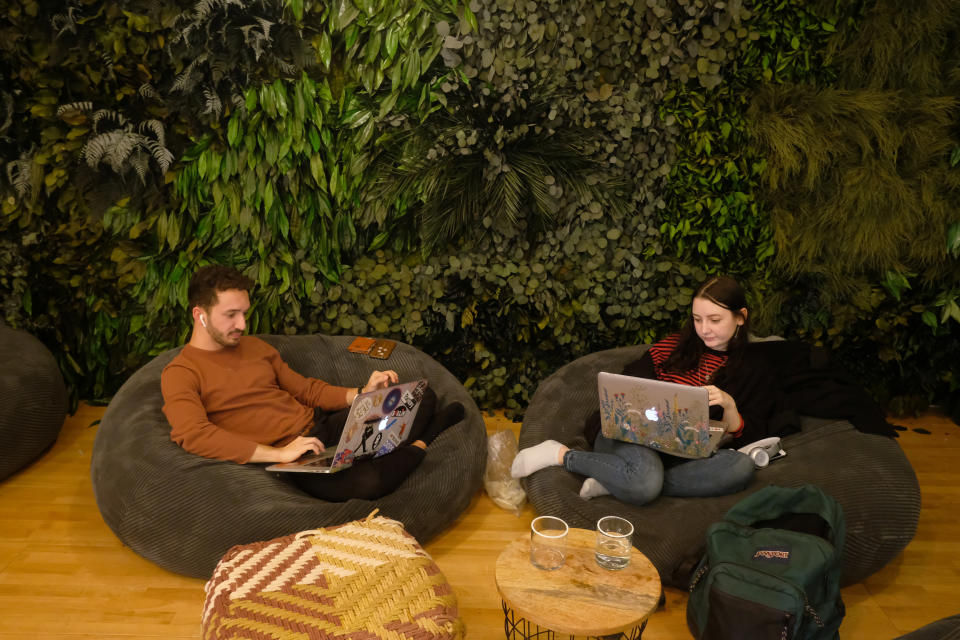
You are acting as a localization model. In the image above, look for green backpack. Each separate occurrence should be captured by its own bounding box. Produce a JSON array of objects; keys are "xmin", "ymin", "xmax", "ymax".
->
[{"xmin": 687, "ymin": 484, "xmax": 846, "ymax": 640}]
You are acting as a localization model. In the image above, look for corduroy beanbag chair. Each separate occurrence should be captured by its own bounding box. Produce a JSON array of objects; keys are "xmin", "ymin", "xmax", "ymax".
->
[
  {"xmin": 894, "ymin": 615, "xmax": 960, "ymax": 640},
  {"xmin": 91, "ymin": 334, "xmax": 486, "ymax": 578},
  {"xmin": 0, "ymin": 324, "xmax": 68, "ymax": 482},
  {"xmin": 519, "ymin": 345, "xmax": 920, "ymax": 588}
]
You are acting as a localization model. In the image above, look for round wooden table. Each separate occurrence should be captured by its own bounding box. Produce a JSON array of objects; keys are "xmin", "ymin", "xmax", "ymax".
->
[{"xmin": 495, "ymin": 527, "xmax": 662, "ymax": 639}]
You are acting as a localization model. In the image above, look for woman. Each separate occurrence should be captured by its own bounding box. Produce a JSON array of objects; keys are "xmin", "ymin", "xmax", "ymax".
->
[{"xmin": 511, "ymin": 275, "xmax": 779, "ymax": 506}]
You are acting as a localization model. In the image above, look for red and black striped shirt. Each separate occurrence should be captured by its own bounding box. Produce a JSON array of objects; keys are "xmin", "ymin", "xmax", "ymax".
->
[{"xmin": 648, "ymin": 333, "xmax": 728, "ymax": 387}]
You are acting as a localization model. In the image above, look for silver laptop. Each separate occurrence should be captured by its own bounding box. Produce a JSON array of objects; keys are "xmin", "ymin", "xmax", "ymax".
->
[
  {"xmin": 267, "ymin": 379, "xmax": 428, "ymax": 473},
  {"xmin": 597, "ymin": 372, "xmax": 726, "ymax": 459}
]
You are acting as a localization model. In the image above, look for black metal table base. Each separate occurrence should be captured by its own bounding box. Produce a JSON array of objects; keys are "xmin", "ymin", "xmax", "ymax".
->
[{"xmin": 501, "ymin": 601, "xmax": 647, "ymax": 639}]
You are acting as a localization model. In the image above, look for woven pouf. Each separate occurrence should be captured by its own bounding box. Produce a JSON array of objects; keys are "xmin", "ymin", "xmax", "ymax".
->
[{"xmin": 201, "ymin": 515, "xmax": 465, "ymax": 640}]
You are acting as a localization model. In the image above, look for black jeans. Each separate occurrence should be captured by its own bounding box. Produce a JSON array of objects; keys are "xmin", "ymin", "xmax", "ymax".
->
[{"xmin": 290, "ymin": 387, "xmax": 438, "ymax": 502}]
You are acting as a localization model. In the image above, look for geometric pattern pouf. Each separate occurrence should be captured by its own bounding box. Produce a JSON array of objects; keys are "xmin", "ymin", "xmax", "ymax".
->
[{"xmin": 201, "ymin": 514, "xmax": 465, "ymax": 639}]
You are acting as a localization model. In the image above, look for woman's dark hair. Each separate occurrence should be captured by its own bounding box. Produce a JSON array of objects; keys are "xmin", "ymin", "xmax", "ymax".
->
[
  {"xmin": 661, "ymin": 275, "xmax": 751, "ymax": 383},
  {"xmin": 188, "ymin": 265, "xmax": 254, "ymax": 310}
]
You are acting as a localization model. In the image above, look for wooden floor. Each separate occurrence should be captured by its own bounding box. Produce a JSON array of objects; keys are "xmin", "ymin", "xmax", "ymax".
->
[{"xmin": 0, "ymin": 405, "xmax": 957, "ymax": 639}]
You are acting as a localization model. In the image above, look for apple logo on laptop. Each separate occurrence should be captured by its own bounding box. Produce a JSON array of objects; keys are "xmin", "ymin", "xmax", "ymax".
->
[{"xmin": 645, "ymin": 407, "xmax": 659, "ymax": 421}]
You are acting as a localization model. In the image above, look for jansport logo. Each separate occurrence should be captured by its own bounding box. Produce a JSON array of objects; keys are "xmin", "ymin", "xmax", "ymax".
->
[{"xmin": 753, "ymin": 547, "xmax": 791, "ymax": 563}]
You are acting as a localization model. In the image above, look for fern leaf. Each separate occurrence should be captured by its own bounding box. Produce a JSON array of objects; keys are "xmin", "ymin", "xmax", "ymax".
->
[
  {"xmin": 138, "ymin": 83, "xmax": 161, "ymax": 100},
  {"xmin": 238, "ymin": 25, "xmax": 259, "ymax": 60},
  {"xmin": 231, "ymin": 93, "xmax": 247, "ymax": 118},
  {"xmin": 107, "ymin": 132, "xmax": 140, "ymax": 173},
  {"xmin": 0, "ymin": 93, "xmax": 12, "ymax": 136},
  {"xmin": 51, "ymin": 7, "xmax": 78, "ymax": 37},
  {"xmin": 193, "ymin": 0, "xmax": 224, "ymax": 22},
  {"xmin": 209, "ymin": 60, "xmax": 229, "ymax": 84},
  {"xmin": 256, "ymin": 17, "xmax": 272, "ymax": 41},
  {"xmin": 139, "ymin": 119, "xmax": 166, "ymax": 147},
  {"xmin": 91, "ymin": 109, "xmax": 129, "ymax": 132},
  {"xmin": 202, "ymin": 88, "xmax": 223, "ymax": 117},
  {"xmin": 57, "ymin": 101, "xmax": 93, "ymax": 118},
  {"xmin": 82, "ymin": 131, "xmax": 124, "ymax": 169},
  {"xmin": 129, "ymin": 150, "xmax": 149, "ymax": 185},
  {"xmin": 171, "ymin": 58, "xmax": 200, "ymax": 93},
  {"xmin": 171, "ymin": 22, "xmax": 191, "ymax": 46},
  {"xmin": 146, "ymin": 140, "xmax": 175, "ymax": 174},
  {"xmin": 6, "ymin": 155, "xmax": 33, "ymax": 199}
]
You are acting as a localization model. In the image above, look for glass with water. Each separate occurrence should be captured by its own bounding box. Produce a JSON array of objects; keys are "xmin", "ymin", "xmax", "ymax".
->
[{"xmin": 595, "ymin": 515, "xmax": 633, "ymax": 570}]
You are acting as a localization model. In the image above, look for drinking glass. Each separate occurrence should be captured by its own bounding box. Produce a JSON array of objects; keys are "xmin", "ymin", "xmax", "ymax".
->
[
  {"xmin": 595, "ymin": 515, "xmax": 633, "ymax": 570},
  {"xmin": 530, "ymin": 515, "xmax": 568, "ymax": 570}
]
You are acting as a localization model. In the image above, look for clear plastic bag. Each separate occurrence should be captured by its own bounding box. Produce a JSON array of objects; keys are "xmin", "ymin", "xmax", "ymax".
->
[{"xmin": 483, "ymin": 429, "xmax": 526, "ymax": 516}]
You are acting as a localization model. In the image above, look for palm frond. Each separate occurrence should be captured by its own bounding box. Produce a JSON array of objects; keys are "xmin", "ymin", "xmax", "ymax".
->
[{"xmin": 485, "ymin": 162, "xmax": 525, "ymax": 225}]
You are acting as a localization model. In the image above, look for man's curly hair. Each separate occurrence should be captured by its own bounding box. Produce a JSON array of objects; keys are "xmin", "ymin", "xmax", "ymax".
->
[{"xmin": 188, "ymin": 265, "xmax": 254, "ymax": 310}]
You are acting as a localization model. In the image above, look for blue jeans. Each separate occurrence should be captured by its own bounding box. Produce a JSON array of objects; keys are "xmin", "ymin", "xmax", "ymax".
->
[{"xmin": 563, "ymin": 435, "xmax": 755, "ymax": 507}]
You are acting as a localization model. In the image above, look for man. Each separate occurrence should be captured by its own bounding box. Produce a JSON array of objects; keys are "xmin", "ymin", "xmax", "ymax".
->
[{"xmin": 161, "ymin": 265, "xmax": 462, "ymax": 500}]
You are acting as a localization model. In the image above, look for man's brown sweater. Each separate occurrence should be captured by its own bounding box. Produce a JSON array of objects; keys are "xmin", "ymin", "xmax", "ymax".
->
[{"xmin": 161, "ymin": 336, "xmax": 352, "ymax": 463}]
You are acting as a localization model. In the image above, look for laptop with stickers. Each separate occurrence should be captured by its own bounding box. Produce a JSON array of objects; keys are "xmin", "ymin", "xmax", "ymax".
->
[
  {"xmin": 597, "ymin": 371, "xmax": 726, "ymax": 459},
  {"xmin": 266, "ymin": 378, "xmax": 428, "ymax": 474}
]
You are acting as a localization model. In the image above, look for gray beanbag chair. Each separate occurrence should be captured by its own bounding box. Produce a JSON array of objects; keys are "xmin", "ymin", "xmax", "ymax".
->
[
  {"xmin": 520, "ymin": 345, "xmax": 920, "ymax": 588},
  {"xmin": 0, "ymin": 324, "xmax": 67, "ymax": 482},
  {"xmin": 895, "ymin": 615, "xmax": 960, "ymax": 640},
  {"xmin": 91, "ymin": 334, "xmax": 486, "ymax": 578}
]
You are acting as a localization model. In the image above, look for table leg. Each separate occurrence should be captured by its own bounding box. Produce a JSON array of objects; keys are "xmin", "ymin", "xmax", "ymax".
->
[{"xmin": 501, "ymin": 601, "xmax": 647, "ymax": 639}]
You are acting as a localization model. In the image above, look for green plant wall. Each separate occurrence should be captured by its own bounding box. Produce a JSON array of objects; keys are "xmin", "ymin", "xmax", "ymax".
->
[{"xmin": 2, "ymin": 0, "xmax": 958, "ymax": 420}]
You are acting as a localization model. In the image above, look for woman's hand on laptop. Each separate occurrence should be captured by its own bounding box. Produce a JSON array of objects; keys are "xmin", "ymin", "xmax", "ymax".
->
[
  {"xmin": 704, "ymin": 385, "xmax": 742, "ymax": 433},
  {"xmin": 362, "ymin": 369, "xmax": 399, "ymax": 393},
  {"xmin": 250, "ymin": 436, "xmax": 325, "ymax": 463}
]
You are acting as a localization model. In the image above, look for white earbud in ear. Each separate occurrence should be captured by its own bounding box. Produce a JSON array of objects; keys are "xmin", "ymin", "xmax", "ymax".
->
[{"xmin": 200, "ymin": 314, "xmax": 207, "ymax": 327}]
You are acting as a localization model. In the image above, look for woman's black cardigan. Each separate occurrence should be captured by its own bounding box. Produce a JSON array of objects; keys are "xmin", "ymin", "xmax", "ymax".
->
[{"xmin": 583, "ymin": 339, "xmax": 896, "ymax": 448}]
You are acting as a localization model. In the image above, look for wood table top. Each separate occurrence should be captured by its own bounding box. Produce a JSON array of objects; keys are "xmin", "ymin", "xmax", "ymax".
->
[{"xmin": 495, "ymin": 527, "xmax": 662, "ymax": 637}]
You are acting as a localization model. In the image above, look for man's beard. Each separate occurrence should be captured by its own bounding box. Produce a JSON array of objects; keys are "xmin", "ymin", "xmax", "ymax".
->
[{"xmin": 208, "ymin": 325, "xmax": 242, "ymax": 347}]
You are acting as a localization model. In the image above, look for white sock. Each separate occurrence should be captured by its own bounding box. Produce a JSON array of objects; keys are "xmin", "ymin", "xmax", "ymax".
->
[
  {"xmin": 579, "ymin": 477, "xmax": 610, "ymax": 499},
  {"xmin": 510, "ymin": 440, "xmax": 566, "ymax": 478}
]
